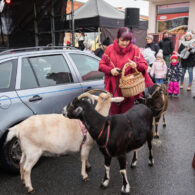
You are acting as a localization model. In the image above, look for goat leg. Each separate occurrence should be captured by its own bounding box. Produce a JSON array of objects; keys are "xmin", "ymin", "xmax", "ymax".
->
[
  {"xmin": 20, "ymin": 153, "xmax": 26, "ymax": 184},
  {"xmin": 23, "ymin": 150, "xmax": 42, "ymax": 193},
  {"xmin": 86, "ymin": 160, "xmax": 91, "ymax": 171},
  {"xmin": 118, "ymin": 155, "xmax": 130, "ymax": 194},
  {"xmin": 154, "ymin": 117, "xmax": 160, "ymax": 139},
  {"xmin": 147, "ymin": 139, "xmax": 154, "ymax": 166},
  {"xmin": 81, "ymin": 159, "xmax": 89, "ymax": 181},
  {"xmin": 162, "ymin": 112, "xmax": 166, "ymax": 127},
  {"xmin": 100, "ymin": 155, "xmax": 111, "ymax": 189},
  {"xmin": 130, "ymin": 151, "xmax": 138, "ymax": 168}
]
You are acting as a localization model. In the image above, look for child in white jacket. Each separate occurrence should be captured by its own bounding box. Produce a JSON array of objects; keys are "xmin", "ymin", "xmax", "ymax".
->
[{"xmin": 150, "ymin": 49, "xmax": 167, "ymax": 84}]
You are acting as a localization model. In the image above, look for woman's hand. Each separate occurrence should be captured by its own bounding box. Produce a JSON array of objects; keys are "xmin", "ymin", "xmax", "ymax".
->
[
  {"xmin": 128, "ymin": 60, "xmax": 137, "ymax": 69},
  {"xmin": 111, "ymin": 68, "xmax": 121, "ymax": 76}
]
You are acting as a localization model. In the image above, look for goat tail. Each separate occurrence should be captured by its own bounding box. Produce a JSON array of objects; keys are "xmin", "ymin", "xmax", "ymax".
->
[{"xmin": 6, "ymin": 127, "xmax": 19, "ymax": 143}]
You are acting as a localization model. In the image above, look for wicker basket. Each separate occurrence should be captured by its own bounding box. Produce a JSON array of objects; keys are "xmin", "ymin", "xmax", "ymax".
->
[{"xmin": 119, "ymin": 63, "xmax": 145, "ymax": 97}]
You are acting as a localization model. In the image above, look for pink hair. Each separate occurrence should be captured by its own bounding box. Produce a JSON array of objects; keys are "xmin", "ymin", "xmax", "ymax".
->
[{"xmin": 117, "ymin": 27, "xmax": 132, "ymax": 41}]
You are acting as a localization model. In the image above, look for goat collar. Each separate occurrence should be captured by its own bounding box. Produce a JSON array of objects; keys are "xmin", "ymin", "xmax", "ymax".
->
[{"xmin": 98, "ymin": 120, "xmax": 111, "ymax": 157}]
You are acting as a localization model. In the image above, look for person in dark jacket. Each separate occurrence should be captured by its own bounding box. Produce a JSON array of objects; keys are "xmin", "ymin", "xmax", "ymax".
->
[
  {"xmin": 145, "ymin": 35, "xmax": 159, "ymax": 56},
  {"xmin": 178, "ymin": 31, "xmax": 195, "ymax": 91},
  {"xmin": 94, "ymin": 37, "xmax": 110, "ymax": 58},
  {"xmin": 159, "ymin": 31, "xmax": 174, "ymax": 68}
]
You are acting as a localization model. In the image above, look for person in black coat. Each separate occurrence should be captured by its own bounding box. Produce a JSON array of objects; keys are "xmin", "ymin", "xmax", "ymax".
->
[
  {"xmin": 159, "ymin": 31, "xmax": 174, "ymax": 68},
  {"xmin": 94, "ymin": 37, "xmax": 110, "ymax": 58},
  {"xmin": 178, "ymin": 31, "xmax": 195, "ymax": 91},
  {"xmin": 145, "ymin": 35, "xmax": 159, "ymax": 56}
]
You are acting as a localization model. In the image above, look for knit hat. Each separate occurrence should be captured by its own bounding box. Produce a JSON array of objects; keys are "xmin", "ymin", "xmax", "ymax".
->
[
  {"xmin": 146, "ymin": 35, "xmax": 153, "ymax": 41},
  {"xmin": 170, "ymin": 51, "xmax": 179, "ymax": 61},
  {"xmin": 156, "ymin": 49, "xmax": 163, "ymax": 58},
  {"xmin": 102, "ymin": 37, "xmax": 110, "ymax": 46}
]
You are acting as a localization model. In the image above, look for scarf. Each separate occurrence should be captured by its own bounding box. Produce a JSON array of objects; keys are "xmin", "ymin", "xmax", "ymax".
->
[
  {"xmin": 113, "ymin": 39, "xmax": 132, "ymax": 55},
  {"xmin": 180, "ymin": 38, "xmax": 195, "ymax": 47}
]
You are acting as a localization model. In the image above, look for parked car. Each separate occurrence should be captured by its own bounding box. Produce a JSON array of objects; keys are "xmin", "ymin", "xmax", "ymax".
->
[{"xmin": 0, "ymin": 46, "xmax": 104, "ymax": 173}]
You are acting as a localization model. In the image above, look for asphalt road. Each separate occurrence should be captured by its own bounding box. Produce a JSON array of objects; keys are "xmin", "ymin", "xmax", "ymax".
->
[{"xmin": 0, "ymin": 82, "xmax": 195, "ymax": 195}]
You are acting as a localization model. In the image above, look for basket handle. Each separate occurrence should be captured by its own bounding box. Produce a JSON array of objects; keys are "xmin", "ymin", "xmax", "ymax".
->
[{"xmin": 121, "ymin": 61, "xmax": 139, "ymax": 79}]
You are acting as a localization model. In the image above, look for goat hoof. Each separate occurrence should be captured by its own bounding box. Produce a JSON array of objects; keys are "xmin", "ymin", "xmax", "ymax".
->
[
  {"xmin": 148, "ymin": 160, "xmax": 154, "ymax": 167},
  {"xmin": 121, "ymin": 192, "xmax": 130, "ymax": 195},
  {"xmin": 28, "ymin": 188, "xmax": 35, "ymax": 194},
  {"xmin": 130, "ymin": 164, "xmax": 137, "ymax": 169},
  {"xmin": 121, "ymin": 185, "xmax": 130, "ymax": 194},
  {"xmin": 100, "ymin": 183, "xmax": 107, "ymax": 189},
  {"xmin": 163, "ymin": 124, "xmax": 166, "ymax": 128},
  {"xmin": 83, "ymin": 177, "xmax": 89, "ymax": 182},
  {"xmin": 154, "ymin": 135, "xmax": 159, "ymax": 139}
]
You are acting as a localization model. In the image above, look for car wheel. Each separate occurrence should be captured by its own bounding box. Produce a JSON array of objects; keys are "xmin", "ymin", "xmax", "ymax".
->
[{"xmin": 0, "ymin": 137, "xmax": 21, "ymax": 174}]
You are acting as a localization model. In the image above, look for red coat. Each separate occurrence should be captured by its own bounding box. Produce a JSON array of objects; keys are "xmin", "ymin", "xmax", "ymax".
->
[{"xmin": 99, "ymin": 39, "xmax": 153, "ymax": 111}]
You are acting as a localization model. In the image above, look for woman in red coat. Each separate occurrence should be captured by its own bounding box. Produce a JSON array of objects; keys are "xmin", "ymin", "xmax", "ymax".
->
[{"xmin": 99, "ymin": 27, "xmax": 153, "ymax": 115}]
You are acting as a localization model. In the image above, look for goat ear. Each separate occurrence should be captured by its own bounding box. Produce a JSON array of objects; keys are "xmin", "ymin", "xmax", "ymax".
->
[
  {"xmin": 111, "ymin": 97, "xmax": 124, "ymax": 103},
  {"xmin": 73, "ymin": 107, "xmax": 83, "ymax": 116}
]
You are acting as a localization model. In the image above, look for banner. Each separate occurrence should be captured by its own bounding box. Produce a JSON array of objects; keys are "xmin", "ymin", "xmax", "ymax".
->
[{"xmin": 157, "ymin": 3, "xmax": 189, "ymax": 33}]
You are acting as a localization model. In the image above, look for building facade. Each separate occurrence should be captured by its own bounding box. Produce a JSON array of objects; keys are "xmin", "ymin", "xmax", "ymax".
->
[{"xmin": 148, "ymin": 0, "xmax": 195, "ymax": 33}]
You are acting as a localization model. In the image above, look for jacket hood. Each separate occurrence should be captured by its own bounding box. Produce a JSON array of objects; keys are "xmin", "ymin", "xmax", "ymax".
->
[{"xmin": 113, "ymin": 39, "xmax": 132, "ymax": 55}]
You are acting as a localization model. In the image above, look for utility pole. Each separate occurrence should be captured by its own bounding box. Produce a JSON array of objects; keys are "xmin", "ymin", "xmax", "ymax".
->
[{"xmin": 71, "ymin": 0, "xmax": 75, "ymax": 47}]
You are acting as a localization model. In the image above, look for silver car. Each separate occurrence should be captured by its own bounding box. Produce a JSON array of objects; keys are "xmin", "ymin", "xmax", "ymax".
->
[{"xmin": 0, "ymin": 47, "xmax": 104, "ymax": 173}]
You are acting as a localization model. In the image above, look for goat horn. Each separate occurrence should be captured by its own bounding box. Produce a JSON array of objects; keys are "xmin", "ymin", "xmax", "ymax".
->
[
  {"xmin": 87, "ymin": 89, "xmax": 113, "ymax": 97},
  {"xmin": 78, "ymin": 92, "xmax": 96, "ymax": 103},
  {"xmin": 87, "ymin": 89, "xmax": 108, "ymax": 95}
]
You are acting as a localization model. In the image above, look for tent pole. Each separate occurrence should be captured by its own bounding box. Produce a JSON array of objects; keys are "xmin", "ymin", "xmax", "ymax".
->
[
  {"xmin": 98, "ymin": 27, "xmax": 101, "ymax": 47},
  {"xmin": 71, "ymin": 0, "xmax": 75, "ymax": 47},
  {"xmin": 94, "ymin": 32, "xmax": 96, "ymax": 50},
  {"xmin": 33, "ymin": 0, "xmax": 39, "ymax": 46},
  {"xmin": 51, "ymin": 0, "xmax": 56, "ymax": 46}
]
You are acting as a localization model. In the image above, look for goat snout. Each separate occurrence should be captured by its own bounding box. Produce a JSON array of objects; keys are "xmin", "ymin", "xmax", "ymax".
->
[{"xmin": 62, "ymin": 106, "xmax": 67, "ymax": 117}]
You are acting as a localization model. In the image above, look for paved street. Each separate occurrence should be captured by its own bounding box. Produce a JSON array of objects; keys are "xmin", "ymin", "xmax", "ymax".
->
[{"xmin": 0, "ymin": 82, "xmax": 195, "ymax": 195}]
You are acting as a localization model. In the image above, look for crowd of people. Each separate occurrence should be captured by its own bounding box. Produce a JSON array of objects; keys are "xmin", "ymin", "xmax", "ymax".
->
[
  {"xmin": 100, "ymin": 29, "xmax": 195, "ymax": 101},
  {"xmin": 143, "ymin": 31, "xmax": 195, "ymax": 98},
  {"xmin": 77, "ymin": 27, "xmax": 195, "ymax": 105}
]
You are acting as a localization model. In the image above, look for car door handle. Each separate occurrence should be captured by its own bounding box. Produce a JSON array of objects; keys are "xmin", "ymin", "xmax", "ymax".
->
[
  {"xmin": 84, "ymin": 87, "xmax": 92, "ymax": 92},
  {"xmin": 29, "ymin": 95, "xmax": 43, "ymax": 102}
]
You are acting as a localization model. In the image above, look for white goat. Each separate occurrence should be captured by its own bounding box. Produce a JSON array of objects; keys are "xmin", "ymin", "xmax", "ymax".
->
[{"xmin": 6, "ymin": 92, "xmax": 124, "ymax": 193}]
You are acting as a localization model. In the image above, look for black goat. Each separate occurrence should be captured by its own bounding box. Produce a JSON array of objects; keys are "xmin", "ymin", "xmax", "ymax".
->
[
  {"xmin": 130, "ymin": 84, "xmax": 168, "ymax": 168},
  {"xmin": 62, "ymin": 94, "xmax": 154, "ymax": 194}
]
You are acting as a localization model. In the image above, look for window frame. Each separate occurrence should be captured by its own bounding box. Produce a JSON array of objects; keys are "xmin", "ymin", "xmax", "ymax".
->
[
  {"xmin": 0, "ymin": 58, "xmax": 18, "ymax": 92},
  {"xmin": 17, "ymin": 53, "xmax": 75, "ymax": 90}
]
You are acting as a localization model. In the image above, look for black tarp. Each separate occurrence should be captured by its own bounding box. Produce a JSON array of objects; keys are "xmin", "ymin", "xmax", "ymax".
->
[
  {"xmin": 101, "ymin": 21, "xmax": 148, "ymax": 48},
  {"xmin": 66, "ymin": 0, "xmax": 124, "ymax": 32},
  {"xmin": 0, "ymin": 0, "xmax": 67, "ymax": 48}
]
